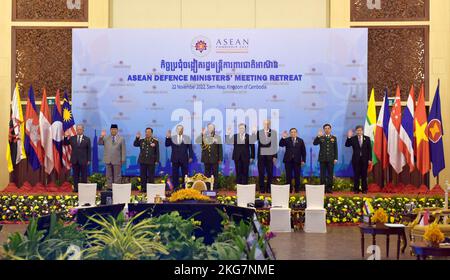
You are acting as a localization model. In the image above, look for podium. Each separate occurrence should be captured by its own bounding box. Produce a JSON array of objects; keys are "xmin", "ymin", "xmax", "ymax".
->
[
  {"xmin": 270, "ymin": 184, "xmax": 291, "ymax": 232},
  {"xmin": 304, "ymin": 184, "xmax": 327, "ymax": 233}
]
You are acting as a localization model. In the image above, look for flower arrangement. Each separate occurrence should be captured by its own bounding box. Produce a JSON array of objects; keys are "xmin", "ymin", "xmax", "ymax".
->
[
  {"xmin": 371, "ymin": 208, "xmax": 388, "ymax": 224},
  {"xmin": 169, "ymin": 188, "xmax": 210, "ymax": 203},
  {"xmin": 423, "ymin": 223, "xmax": 445, "ymax": 247}
]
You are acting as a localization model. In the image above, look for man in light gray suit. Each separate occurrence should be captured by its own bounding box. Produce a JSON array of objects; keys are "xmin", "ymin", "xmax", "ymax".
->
[{"xmin": 99, "ymin": 124, "xmax": 126, "ymax": 188}]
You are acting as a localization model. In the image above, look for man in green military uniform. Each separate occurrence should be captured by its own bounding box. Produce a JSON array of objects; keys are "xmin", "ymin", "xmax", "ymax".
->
[
  {"xmin": 134, "ymin": 127, "xmax": 159, "ymax": 192},
  {"xmin": 196, "ymin": 123, "xmax": 223, "ymax": 189},
  {"xmin": 313, "ymin": 123, "xmax": 338, "ymax": 193}
]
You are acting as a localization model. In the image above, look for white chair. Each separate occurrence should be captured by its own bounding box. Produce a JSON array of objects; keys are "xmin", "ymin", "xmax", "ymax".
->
[
  {"xmin": 112, "ymin": 183, "xmax": 132, "ymax": 205},
  {"xmin": 270, "ymin": 184, "xmax": 291, "ymax": 232},
  {"xmin": 236, "ymin": 184, "xmax": 256, "ymax": 208},
  {"xmin": 78, "ymin": 183, "xmax": 97, "ymax": 207},
  {"xmin": 304, "ymin": 184, "xmax": 327, "ymax": 233},
  {"xmin": 271, "ymin": 184, "xmax": 290, "ymax": 208},
  {"xmin": 147, "ymin": 183, "xmax": 166, "ymax": 203}
]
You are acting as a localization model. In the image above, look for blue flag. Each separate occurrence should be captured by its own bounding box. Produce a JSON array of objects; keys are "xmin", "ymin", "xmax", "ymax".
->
[
  {"xmin": 92, "ymin": 130, "xmax": 99, "ymax": 173},
  {"xmin": 427, "ymin": 80, "xmax": 445, "ymax": 177}
]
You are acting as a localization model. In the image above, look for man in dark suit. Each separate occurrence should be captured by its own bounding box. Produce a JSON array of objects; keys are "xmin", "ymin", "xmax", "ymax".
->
[
  {"xmin": 256, "ymin": 119, "xmax": 278, "ymax": 193},
  {"xmin": 197, "ymin": 123, "xmax": 222, "ymax": 188},
  {"xmin": 134, "ymin": 127, "xmax": 159, "ymax": 191},
  {"xmin": 63, "ymin": 124, "xmax": 91, "ymax": 192},
  {"xmin": 227, "ymin": 123, "xmax": 255, "ymax": 185},
  {"xmin": 165, "ymin": 125, "xmax": 193, "ymax": 189},
  {"xmin": 279, "ymin": 128, "xmax": 306, "ymax": 193},
  {"xmin": 345, "ymin": 125, "xmax": 372, "ymax": 194},
  {"xmin": 313, "ymin": 123, "xmax": 338, "ymax": 193}
]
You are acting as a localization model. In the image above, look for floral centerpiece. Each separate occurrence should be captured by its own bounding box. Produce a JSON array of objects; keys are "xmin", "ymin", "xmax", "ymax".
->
[
  {"xmin": 169, "ymin": 188, "xmax": 210, "ymax": 203},
  {"xmin": 423, "ymin": 223, "xmax": 445, "ymax": 247},
  {"xmin": 371, "ymin": 208, "xmax": 388, "ymax": 226}
]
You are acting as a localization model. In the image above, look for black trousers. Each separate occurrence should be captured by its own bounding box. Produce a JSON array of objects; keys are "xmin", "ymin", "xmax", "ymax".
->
[
  {"xmin": 140, "ymin": 163, "xmax": 155, "ymax": 191},
  {"xmin": 258, "ymin": 156, "xmax": 274, "ymax": 193},
  {"xmin": 204, "ymin": 163, "xmax": 219, "ymax": 188},
  {"xmin": 72, "ymin": 162, "xmax": 88, "ymax": 192},
  {"xmin": 235, "ymin": 158, "xmax": 250, "ymax": 185},
  {"xmin": 319, "ymin": 161, "xmax": 334, "ymax": 192},
  {"xmin": 352, "ymin": 157, "xmax": 368, "ymax": 192},
  {"xmin": 172, "ymin": 161, "xmax": 188, "ymax": 189},
  {"xmin": 285, "ymin": 161, "xmax": 301, "ymax": 193}
]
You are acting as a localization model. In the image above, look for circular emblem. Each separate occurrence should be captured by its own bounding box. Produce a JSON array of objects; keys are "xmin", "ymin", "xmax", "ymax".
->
[{"xmin": 427, "ymin": 119, "xmax": 442, "ymax": 143}]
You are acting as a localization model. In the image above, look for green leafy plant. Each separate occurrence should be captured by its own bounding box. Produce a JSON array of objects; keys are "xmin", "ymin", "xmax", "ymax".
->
[
  {"xmin": 147, "ymin": 212, "xmax": 208, "ymax": 260},
  {"xmin": 2, "ymin": 214, "xmax": 86, "ymax": 260},
  {"xmin": 88, "ymin": 173, "xmax": 107, "ymax": 190},
  {"xmin": 82, "ymin": 212, "xmax": 168, "ymax": 260}
]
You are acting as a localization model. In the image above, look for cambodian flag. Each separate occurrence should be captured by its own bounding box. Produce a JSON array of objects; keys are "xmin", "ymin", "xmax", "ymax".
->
[{"xmin": 25, "ymin": 86, "xmax": 44, "ymax": 170}]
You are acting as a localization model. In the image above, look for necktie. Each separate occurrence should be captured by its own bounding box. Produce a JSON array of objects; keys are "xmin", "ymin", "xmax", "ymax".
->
[
  {"xmin": 359, "ymin": 136, "xmax": 362, "ymax": 147},
  {"xmin": 241, "ymin": 134, "xmax": 245, "ymax": 142},
  {"xmin": 178, "ymin": 135, "xmax": 182, "ymax": 144},
  {"xmin": 292, "ymin": 137, "xmax": 296, "ymax": 146},
  {"xmin": 112, "ymin": 136, "xmax": 116, "ymax": 144},
  {"xmin": 78, "ymin": 135, "xmax": 81, "ymax": 145}
]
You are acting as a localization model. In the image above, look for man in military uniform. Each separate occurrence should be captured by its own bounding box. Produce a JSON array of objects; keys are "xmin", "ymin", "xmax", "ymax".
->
[
  {"xmin": 313, "ymin": 123, "xmax": 338, "ymax": 193},
  {"xmin": 196, "ymin": 123, "xmax": 223, "ymax": 189},
  {"xmin": 134, "ymin": 127, "xmax": 159, "ymax": 192}
]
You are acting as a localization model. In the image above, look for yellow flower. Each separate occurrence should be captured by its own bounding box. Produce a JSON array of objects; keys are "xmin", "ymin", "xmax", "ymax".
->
[
  {"xmin": 424, "ymin": 223, "xmax": 445, "ymax": 244},
  {"xmin": 48, "ymin": 196, "xmax": 53, "ymax": 200},
  {"xmin": 390, "ymin": 216, "xmax": 395, "ymax": 223},
  {"xmin": 169, "ymin": 188, "xmax": 210, "ymax": 202},
  {"xmin": 326, "ymin": 219, "xmax": 331, "ymax": 224},
  {"xmin": 371, "ymin": 208, "xmax": 388, "ymax": 223}
]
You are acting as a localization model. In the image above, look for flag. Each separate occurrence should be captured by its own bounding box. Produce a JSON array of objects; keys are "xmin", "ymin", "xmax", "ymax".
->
[
  {"xmin": 51, "ymin": 90, "xmax": 64, "ymax": 175},
  {"xmin": 399, "ymin": 85, "xmax": 415, "ymax": 172},
  {"xmin": 25, "ymin": 86, "xmax": 43, "ymax": 170},
  {"xmin": 374, "ymin": 89, "xmax": 390, "ymax": 169},
  {"xmin": 92, "ymin": 130, "xmax": 99, "ymax": 173},
  {"xmin": 62, "ymin": 91, "xmax": 76, "ymax": 170},
  {"xmin": 415, "ymin": 84, "xmax": 430, "ymax": 175},
  {"xmin": 427, "ymin": 80, "xmax": 445, "ymax": 177},
  {"xmin": 364, "ymin": 88, "xmax": 377, "ymax": 171},
  {"xmin": 6, "ymin": 84, "xmax": 27, "ymax": 172},
  {"xmin": 388, "ymin": 86, "xmax": 405, "ymax": 173},
  {"xmin": 363, "ymin": 200, "xmax": 374, "ymax": 216},
  {"xmin": 39, "ymin": 88, "xmax": 54, "ymax": 174}
]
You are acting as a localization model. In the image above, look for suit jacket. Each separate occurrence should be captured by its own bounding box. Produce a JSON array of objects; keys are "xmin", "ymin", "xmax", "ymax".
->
[
  {"xmin": 63, "ymin": 135, "xmax": 91, "ymax": 165},
  {"xmin": 279, "ymin": 137, "xmax": 306, "ymax": 164},
  {"xmin": 345, "ymin": 135, "xmax": 372, "ymax": 164},
  {"xmin": 134, "ymin": 137, "xmax": 159, "ymax": 164},
  {"xmin": 228, "ymin": 133, "xmax": 255, "ymax": 162},
  {"xmin": 313, "ymin": 135, "xmax": 338, "ymax": 162},
  {"xmin": 196, "ymin": 134, "xmax": 223, "ymax": 164},
  {"xmin": 165, "ymin": 135, "xmax": 194, "ymax": 163},
  {"xmin": 98, "ymin": 135, "xmax": 126, "ymax": 165},
  {"xmin": 256, "ymin": 129, "xmax": 278, "ymax": 158}
]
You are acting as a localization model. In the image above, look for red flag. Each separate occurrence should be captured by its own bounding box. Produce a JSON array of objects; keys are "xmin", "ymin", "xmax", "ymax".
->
[
  {"xmin": 387, "ymin": 86, "xmax": 405, "ymax": 173},
  {"xmin": 374, "ymin": 89, "xmax": 390, "ymax": 169},
  {"xmin": 414, "ymin": 84, "xmax": 430, "ymax": 175},
  {"xmin": 39, "ymin": 88, "xmax": 54, "ymax": 174}
]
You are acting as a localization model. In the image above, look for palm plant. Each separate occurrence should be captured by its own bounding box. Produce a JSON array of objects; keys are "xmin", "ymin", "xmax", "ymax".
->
[{"xmin": 82, "ymin": 212, "xmax": 168, "ymax": 260}]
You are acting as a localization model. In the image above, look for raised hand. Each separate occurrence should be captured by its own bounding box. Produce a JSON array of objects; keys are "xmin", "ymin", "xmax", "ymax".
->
[
  {"xmin": 347, "ymin": 129, "xmax": 353, "ymax": 138},
  {"xmin": 100, "ymin": 129, "xmax": 106, "ymax": 138},
  {"xmin": 317, "ymin": 129, "xmax": 324, "ymax": 137},
  {"xmin": 136, "ymin": 131, "xmax": 141, "ymax": 138},
  {"xmin": 65, "ymin": 130, "xmax": 70, "ymax": 138},
  {"xmin": 202, "ymin": 127, "xmax": 206, "ymax": 135},
  {"xmin": 166, "ymin": 130, "xmax": 171, "ymax": 138},
  {"xmin": 226, "ymin": 127, "xmax": 232, "ymax": 136},
  {"xmin": 282, "ymin": 130, "xmax": 288, "ymax": 138}
]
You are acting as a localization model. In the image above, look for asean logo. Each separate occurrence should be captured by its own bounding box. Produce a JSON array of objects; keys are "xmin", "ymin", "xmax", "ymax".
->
[
  {"xmin": 427, "ymin": 119, "xmax": 443, "ymax": 143},
  {"xmin": 191, "ymin": 36, "xmax": 211, "ymax": 57}
]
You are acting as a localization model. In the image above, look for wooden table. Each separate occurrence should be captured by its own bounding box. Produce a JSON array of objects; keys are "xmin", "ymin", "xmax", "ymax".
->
[
  {"xmin": 411, "ymin": 242, "xmax": 450, "ymax": 260},
  {"xmin": 359, "ymin": 224, "xmax": 407, "ymax": 260}
]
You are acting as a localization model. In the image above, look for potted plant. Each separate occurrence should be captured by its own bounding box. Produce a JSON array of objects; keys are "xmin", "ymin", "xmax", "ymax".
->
[
  {"xmin": 371, "ymin": 208, "xmax": 388, "ymax": 227},
  {"xmin": 423, "ymin": 223, "xmax": 445, "ymax": 248},
  {"xmin": 168, "ymin": 188, "xmax": 211, "ymax": 203}
]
